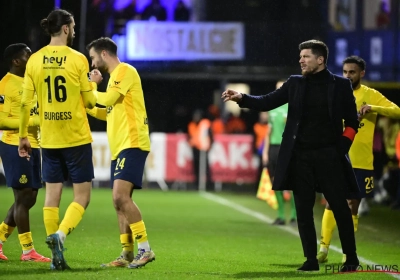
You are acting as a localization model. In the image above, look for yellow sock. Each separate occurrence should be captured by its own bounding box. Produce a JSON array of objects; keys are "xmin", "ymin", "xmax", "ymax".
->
[
  {"xmin": 59, "ymin": 202, "xmax": 85, "ymax": 236},
  {"xmin": 0, "ymin": 221, "xmax": 15, "ymax": 242},
  {"xmin": 320, "ymin": 209, "xmax": 337, "ymax": 251},
  {"xmin": 43, "ymin": 207, "xmax": 60, "ymax": 236},
  {"xmin": 120, "ymin": 233, "xmax": 133, "ymax": 252},
  {"xmin": 18, "ymin": 232, "xmax": 34, "ymax": 252},
  {"xmin": 130, "ymin": 220, "xmax": 148, "ymax": 244},
  {"xmin": 352, "ymin": 215, "xmax": 359, "ymax": 232}
]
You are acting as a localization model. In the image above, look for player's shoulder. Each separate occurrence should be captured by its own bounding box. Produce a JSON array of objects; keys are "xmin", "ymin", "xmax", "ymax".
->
[
  {"xmin": 0, "ymin": 73, "xmax": 12, "ymax": 87},
  {"xmin": 0, "ymin": 73, "xmax": 21, "ymax": 96},
  {"xmin": 68, "ymin": 47, "xmax": 86, "ymax": 58},
  {"xmin": 119, "ymin": 63, "xmax": 138, "ymax": 74},
  {"xmin": 0, "ymin": 73, "xmax": 17, "ymax": 89},
  {"xmin": 28, "ymin": 50, "xmax": 43, "ymax": 64},
  {"xmin": 359, "ymin": 84, "xmax": 382, "ymax": 97},
  {"xmin": 360, "ymin": 84, "xmax": 377, "ymax": 92},
  {"xmin": 67, "ymin": 48, "xmax": 89, "ymax": 63},
  {"xmin": 114, "ymin": 63, "xmax": 140, "ymax": 80}
]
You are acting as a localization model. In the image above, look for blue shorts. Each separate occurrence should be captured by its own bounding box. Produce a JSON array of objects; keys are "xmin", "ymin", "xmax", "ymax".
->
[
  {"xmin": 0, "ymin": 141, "xmax": 42, "ymax": 189},
  {"xmin": 41, "ymin": 143, "xmax": 94, "ymax": 183},
  {"xmin": 110, "ymin": 148, "xmax": 149, "ymax": 189},
  {"xmin": 346, "ymin": 168, "xmax": 374, "ymax": 199}
]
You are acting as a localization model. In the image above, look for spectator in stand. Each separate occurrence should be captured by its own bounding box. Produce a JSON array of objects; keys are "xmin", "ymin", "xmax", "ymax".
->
[
  {"xmin": 225, "ymin": 112, "xmax": 246, "ymax": 134},
  {"xmin": 253, "ymin": 112, "xmax": 269, "ymax": 185},
  {"xmin": 142, "ymin": 0, "xmax": 167, "ymax": 21},
  {"xmin": 113, "ymin": 0, "xmax": 140, "ymax": 35},
  {"xmin": 376, "ymin": 1, "xmax": 390, "ymax": 29},
  {"xmin": 188, "ymin": 110, "xmax": 212, "ymax": 189},
  {"xmin": 208, "ymin": 105, "xmax": 224, "ymax": 135},
  {"xmin": 174, "ymin": 0, "xmax": 190, "ymax": 22}
]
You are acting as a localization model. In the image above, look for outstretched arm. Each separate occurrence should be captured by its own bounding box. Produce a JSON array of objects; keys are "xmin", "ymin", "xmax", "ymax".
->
[{"xmin": 222, "ymin": 77, "xmax": 291, "ymax": 111}]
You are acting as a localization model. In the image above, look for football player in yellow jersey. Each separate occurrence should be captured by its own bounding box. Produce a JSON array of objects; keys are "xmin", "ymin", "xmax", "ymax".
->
[
  {"xmin": 0, "ymin": 44, "xmax": 49, "ymax": 262},
  {"xmin": 86, "ymin": 37, "xmax": 155, "ymax": 269},
  {"xmin": 317, "ymin": 55, "xmax": 400, "ymax": 263},
  {"xmin": 18, "ymin": 9, "xmax": 97, "ymax": 271}
]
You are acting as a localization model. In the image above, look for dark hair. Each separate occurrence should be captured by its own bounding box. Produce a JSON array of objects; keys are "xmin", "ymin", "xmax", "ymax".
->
[
  {"xmin": 86, "ymin": 37, "xmax": 118, "ymax": 56},
  {"xmin": 342, "ymin": 55, "xmax": 366, "ymax": 71},
  {"xmin": 299, "ymin": 40, "xmax": 329, "ymax": 65},
  {"xmin": 40, "ymin": 9, "xmax": 73, "ymax": 36},
  {"xmin": 3, "ymin": 43, "xmax": 28, "ymax": 67}
]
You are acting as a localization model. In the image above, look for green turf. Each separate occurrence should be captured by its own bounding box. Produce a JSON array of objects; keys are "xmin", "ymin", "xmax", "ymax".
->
[{"xmin": 0, "ymin": 187, "xmax": 399, "ymax": 279}]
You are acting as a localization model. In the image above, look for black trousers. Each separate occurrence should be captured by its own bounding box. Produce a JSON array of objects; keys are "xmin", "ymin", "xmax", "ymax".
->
[{"xmin": 289, "ymin": 146, "xmax": 356, "ymax": 259}]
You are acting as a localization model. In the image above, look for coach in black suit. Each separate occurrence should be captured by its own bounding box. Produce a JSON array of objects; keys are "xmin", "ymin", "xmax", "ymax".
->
[{"xmin": 222, "ymin": 40, "xmax": 360, "ymax": 272}]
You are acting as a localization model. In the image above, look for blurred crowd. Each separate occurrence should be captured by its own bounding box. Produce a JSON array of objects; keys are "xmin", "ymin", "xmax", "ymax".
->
[
  {"xmin": 186, "ymin": 103, "xmax": 400, "ymax": 213},
  {"xmin": 88, "ymin": 0, "xmax": 191, "ymax": 41}
]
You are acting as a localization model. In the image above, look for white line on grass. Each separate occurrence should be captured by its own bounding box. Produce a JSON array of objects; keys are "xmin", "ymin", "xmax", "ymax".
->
[{"xmin": 200, "ymin": 192, "xmax": 400, "ymax": 279}]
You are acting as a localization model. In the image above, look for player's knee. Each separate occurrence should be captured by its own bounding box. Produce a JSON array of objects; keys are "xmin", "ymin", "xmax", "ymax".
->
[
  {"xmin": 73, "ymin": 195, "xmax": 90, "ymax": 209},
  {"xmin": 15, "ymin": 191, "xmax": 35, "ymax": 209},
  {"xmin": 347, "ymin": 199, "xmax": 360, "ymax": 215},
  {"xmin": 112, "ymin": 193, "xmax": 128, "ymax": 210}
]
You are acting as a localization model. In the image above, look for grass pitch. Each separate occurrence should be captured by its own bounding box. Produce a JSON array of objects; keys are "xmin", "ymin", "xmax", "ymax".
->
[{"xmin": 0, "ymin": 187, "xmax": 399, "ymax": 279}]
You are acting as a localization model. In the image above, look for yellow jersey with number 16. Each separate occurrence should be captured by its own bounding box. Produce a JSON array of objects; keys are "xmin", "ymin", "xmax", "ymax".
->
[
  {"xmin": 23, "ymin": 45, "xmax": 94, "ymax": 148},
  {"xmin": 106, "ymin": 63, "xmax": 150, "ymax": 160}
]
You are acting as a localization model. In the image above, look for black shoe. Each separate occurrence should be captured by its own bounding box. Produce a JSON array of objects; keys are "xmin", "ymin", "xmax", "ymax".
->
[
  {"xmin": 297, "ymin": 260, "xmax": 319, "ymax": 272},
  {"xmin": 340, "ymin": 257, "xmax": 360, "ymax": 272},
  {"xmin": 289, "ymin": 218, "xmax": 297, "ymax": 226},
  {"xmin": 272, "ymin": 218, "xmax": 285, "ymax": 225}
]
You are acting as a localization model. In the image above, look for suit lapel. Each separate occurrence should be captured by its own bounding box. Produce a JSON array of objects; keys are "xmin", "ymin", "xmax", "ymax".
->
[{"xmin": 327, "ymin": 71, "xmax": 335, "ymax": 119}]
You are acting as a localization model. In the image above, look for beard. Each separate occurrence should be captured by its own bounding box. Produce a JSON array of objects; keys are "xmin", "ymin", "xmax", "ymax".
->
[
  {"xmin": 96, "ymin": 60, "xmax": 107, "ymax": 73},
  {"xmin": 351, "ymin": 80, "xmax": 360, "ymax": 90},
  {"xmin": 301, "ymin": 66, "xmax": 318, "ymax": 76},
  {"xmin": 67, "ymin": 33, "xmax": 74, "ymax": 47}
]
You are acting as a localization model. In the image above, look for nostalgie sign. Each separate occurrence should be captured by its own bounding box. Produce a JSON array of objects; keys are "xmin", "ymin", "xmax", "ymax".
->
[{"xmin": 117, "ymin": 22, "xmax": 244, "ymax": 61}]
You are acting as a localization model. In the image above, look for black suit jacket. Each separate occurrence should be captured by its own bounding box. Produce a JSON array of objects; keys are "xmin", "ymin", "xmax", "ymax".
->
[{"xmin": 239, "ymin": 70, "xmax": 360, "ymax": 193}]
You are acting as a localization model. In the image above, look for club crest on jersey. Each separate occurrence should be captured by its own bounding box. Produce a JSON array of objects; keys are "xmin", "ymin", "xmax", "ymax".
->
[
  {"xmin": 0, "ymin": 95, "xmax": 4, "ymax": 104},
  {"xmin": 114, "ymin": 81, "xmax": 120, "ymax": 85},
  {"xmin": 107, "ymin": 106, "xmax": 113, "ymax": 114},
  {"xmin": 19, "ymin": 175, "xmax": 28, "ymax": 184}
]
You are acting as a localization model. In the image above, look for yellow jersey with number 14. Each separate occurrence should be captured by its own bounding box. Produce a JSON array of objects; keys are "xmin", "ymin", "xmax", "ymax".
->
[
  {"xmin": 106, "ymin": 63, "xmax": 150, "ymax": 160},
  {"xmin": 23, "ymin": 45, "xmax": 93, "ymax": 148},
  {"xmin": 349, "ymin": 85, "xmax": 400, "ymax": 170}
]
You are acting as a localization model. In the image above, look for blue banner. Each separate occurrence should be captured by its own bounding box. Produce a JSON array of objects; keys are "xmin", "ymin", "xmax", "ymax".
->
[{"xmin": 328, "ymin": 30, "xmax": 398, "ymax": 81}]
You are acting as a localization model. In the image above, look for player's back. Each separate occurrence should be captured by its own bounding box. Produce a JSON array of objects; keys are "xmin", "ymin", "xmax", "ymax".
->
[{"xmin": 25, "ymin": 46, "xmax": 93, "ymax": 148}]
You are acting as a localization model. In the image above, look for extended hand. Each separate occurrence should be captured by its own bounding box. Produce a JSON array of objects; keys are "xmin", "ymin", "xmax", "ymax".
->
[
  {"xmin": 221, "ymin": 89, "xmax": 243, "ymax": 103},
  {"xmin": 90, "ymin": 69, "xmax": 103, "ymax": 85},
  {"xmin": 18, "ymin": 137, "xmax": 32, "ymax": 161},
  {"xmin": 359, "ymin": 105, "xmax": 372, "ymax": 116}
]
